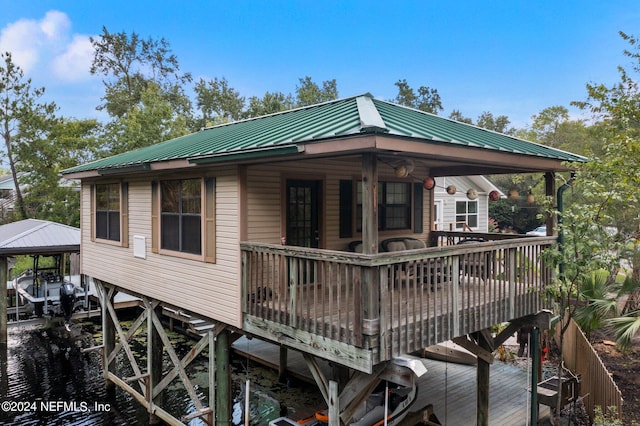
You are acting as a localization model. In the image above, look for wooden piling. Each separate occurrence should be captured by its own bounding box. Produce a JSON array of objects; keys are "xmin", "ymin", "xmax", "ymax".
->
[
  {"xmin": 149, "ymin": 304, "xmax": 164, "ymax": 425},
  {"xmin": 278, "ymin": 345, "xmax": 288, "ymax": 383},
  {"xmin": 476, "ymin": 334, "xmax": 492, "ymax": 426},
  {"xmin": 0, "ymin": 256, "xmax": 7, "ymax": 352},
  {"xmin": 216, "ymin": 328, "xmax": 232, "ymax": 425},
  {"xmin": 101, "ymin": 283, "xmax": 116, "ymax": 398}
]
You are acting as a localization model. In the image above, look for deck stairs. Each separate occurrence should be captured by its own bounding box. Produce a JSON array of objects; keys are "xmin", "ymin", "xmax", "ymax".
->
[{"xmin": 161, "ymin": 306, "xmax": 215, "ymax": 337}]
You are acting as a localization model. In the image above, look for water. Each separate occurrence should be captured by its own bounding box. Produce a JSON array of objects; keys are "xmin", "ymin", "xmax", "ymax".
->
[{"xmin": 0, "ymin": 317, "xmax": 323, "ymax": 425}]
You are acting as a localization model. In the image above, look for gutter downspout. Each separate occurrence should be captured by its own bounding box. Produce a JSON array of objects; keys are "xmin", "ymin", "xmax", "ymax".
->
[{"xmin": 556, "ymin": 172, "xmax": 576, "ymax": 277}]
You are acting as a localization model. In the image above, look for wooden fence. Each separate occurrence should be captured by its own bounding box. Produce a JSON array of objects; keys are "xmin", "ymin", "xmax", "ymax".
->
[{"xmin": 556, "ymin": 317, "xmax": 623, "ymax": 419}]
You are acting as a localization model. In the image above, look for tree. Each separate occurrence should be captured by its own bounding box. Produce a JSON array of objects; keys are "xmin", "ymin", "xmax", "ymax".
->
[
  {"xmin": 392, "ymin": 79, "xmax": 443, "ymax": 114},
  {"xmin": 17, "ymin": 118, "xmax": 102, "ymax": 226},
  {"xmin": 551, "ymin": 31, "xmax": 640, "ymax": 356},
  {"xmin": 449, "ymin": 109, "xmax": 473, "ymax": 124},
  {"xmin": 104, "ymin": 82, "xmax": 189, "ymax": 155},
  {"xmin": 529, "ymin": 106, "xmax": 593, "ymax": 154},
  {"xmin": 295, "ymin": 76, "xmax": 338, "ymax": 107},
  {"xmin": 246, "ymin": 91, "xmax": 294, "ymax": 118},
  {"xmin": 476, "ymin": 111, "xmax": 514, "ymax": 135},
  {"xmin": 0, "ymin": 52, "xmax": 57, "ymax": 220},
  {"xmin": 194, "ymin": 77, "xmax": 245, "ymax": 125},
  {"xmin": 90, "ymin": 27, "xmax": 193, "ymax": 118}
]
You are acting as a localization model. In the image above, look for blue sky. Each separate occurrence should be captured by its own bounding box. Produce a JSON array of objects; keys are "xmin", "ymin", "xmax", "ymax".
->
[{"xmin": 0, "ymin": 1, "xmax": 638, "ymax": 128}]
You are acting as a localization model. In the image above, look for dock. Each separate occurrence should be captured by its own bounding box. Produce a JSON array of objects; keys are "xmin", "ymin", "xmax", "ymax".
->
[{"xmin": 232, "ymin": 337, "xmax": 550, "ymax": 425}]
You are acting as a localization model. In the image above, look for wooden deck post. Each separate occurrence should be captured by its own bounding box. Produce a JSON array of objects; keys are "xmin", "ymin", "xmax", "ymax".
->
[
  {"xmin": 209, "ymin": 329, "xmax": 215, "ymax": 426},
  {"xmin": 329, "ymin": 380, "xmax": 339, "ymax": 426},
  {"xmin": 0, "ymin": 256, "xmax": 6, "ymax": 399},
  {"xmin": 216, "ymin": 328, "xmax": 232, "ymax": 425},
  {"xmin": 476, "ymin": 333, "xmax": 493, "ymax": 426},
  {"xmin": 361, "ymin": 153, "xmax": 380, "ymax": 339},
  {"xmin": 149, "ymin": 304, "xmax": 164, "ymax": 425},
  {"xmin": 101, "ymin": 282, "xmax": 116, "ymax": 398},
  {"xmin": 530, "ymin": 327, "xmax": 540, "ymax": 423},
  {"xmin": 278, "ymin": 345, "xmax": 288, "ymax": 383},
  {"xmin": 545, "ymin": 172, "xmax": 556, "ymax": 234},
  {"xmin": 0, "ymin": 256, "xmax": 7, "ymax": 353}
]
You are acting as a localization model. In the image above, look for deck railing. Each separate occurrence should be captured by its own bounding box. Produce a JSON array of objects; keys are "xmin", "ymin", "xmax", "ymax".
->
[{"xmin": 241, "ymin": 235, "xmax": 555, "ymax": 362}]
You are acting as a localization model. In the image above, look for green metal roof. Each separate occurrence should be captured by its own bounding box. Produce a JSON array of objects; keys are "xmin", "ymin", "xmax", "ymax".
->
[{"xmin": 62, "ymin": 94, "xmax": 585, "ymax": 175}]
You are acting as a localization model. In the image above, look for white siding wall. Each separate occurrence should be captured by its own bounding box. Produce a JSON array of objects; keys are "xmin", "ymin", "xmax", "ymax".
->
[
  {"xmin": 81, "ymin": 167, "xmax": 242, "ymax": 327},
  {"xmin": 434, "ymin": 176, "xmax": 490, "ymax": 232}
]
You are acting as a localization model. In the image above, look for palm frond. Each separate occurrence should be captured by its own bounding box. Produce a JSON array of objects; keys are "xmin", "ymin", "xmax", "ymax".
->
[{"xmin": 605, "ymin": 313, "xmax": 640, "ymax": 350}]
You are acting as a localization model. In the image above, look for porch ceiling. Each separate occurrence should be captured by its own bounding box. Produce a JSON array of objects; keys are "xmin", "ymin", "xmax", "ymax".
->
[{"xmin": 62, "ymin": 94, "xmax": 585, "ymax": 178}]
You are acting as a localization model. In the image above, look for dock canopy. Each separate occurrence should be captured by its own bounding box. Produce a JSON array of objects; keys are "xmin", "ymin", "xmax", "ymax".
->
[{"xmin": 0, "ymin": 219, "xmax": 80, "ymax": 256}]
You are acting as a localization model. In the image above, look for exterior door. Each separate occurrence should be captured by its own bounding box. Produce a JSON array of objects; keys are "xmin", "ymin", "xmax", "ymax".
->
[{"xmin": 286, "ymin": 179, "xmax": 321, "ymax": 248}]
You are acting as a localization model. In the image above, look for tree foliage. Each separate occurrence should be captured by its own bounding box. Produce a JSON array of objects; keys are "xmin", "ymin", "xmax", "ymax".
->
[
  {"xmin": 194, "ymin": 77, "xmax": 245, "ymax": 126},
  {"xmin": 392, "ymin": 79, "xmax": 443, "ymax": 114},
  {"xmin": 90, "ymin": 26, "xmax": 192, "ymax": 118},
  {"xmin": 246, "ymin": 91, "xmax": 294, "ymax": 118},
  {"xmin": 17, "ymin": 118, "xmax": 102, "ymax": 226},
  {"xmin": 0, "ymin": 52, "xmax": 58, "ymax": 220},
  {"xmin": 295, "ymin": 76, "xmax": 338, "ymax": 107},
  {"xmin": 104, "ymin": 82, "xmax": 189, "ymax": 155},
  {"xmin": 548, "ymin": 31, "xmax": 640, "ymax": 349}
]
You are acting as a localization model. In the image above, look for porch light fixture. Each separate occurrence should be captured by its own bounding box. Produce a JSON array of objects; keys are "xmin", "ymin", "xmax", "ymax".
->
[
  {"xmin": 422, "ymin": 176, "xmax": 436, "ymax": 190},
  {"xmin": 446, "ymin": 185, "xmax": 457, "ymax": 195},
  {"xmin": 466, "ymin": 188, "xmax": 478, "ymax": 200}
]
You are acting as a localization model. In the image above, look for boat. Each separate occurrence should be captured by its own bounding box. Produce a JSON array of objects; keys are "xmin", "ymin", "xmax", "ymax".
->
[
  {"xmin": 13, "ymin": 254, "xmax": 88, "ymax": 320},
  {"xmin": 270, "ymin": 381, "xmax": 417, "ymax": 426},
  {"xmin": 423, "ymin": 341, "xmax": 477, "ymax": 365},
  {"xmin": 349, "ymin": 382, "xmax": 417, "ymax": 426}
]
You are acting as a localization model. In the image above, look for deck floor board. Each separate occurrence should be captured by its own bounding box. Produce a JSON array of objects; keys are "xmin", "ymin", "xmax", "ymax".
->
[{"xmin": 232, "ymin": 337, "xmax": 550, "ymax": 425}]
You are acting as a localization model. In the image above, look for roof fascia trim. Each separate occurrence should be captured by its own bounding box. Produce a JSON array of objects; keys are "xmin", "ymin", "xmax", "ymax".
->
[{"xmin": 188, "ymin": 145, "xmax": 300, "ymax": 165}]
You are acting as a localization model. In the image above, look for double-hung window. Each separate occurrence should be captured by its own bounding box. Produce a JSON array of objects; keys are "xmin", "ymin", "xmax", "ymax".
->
[
  {"xmin": 356, "ymin": 181, "xmax": 412, "ymax": 232},
  {"xmin": 152, "ymin": 177, "xmax": 216, "ymax": 262},
  {"xmin": 93, "ymin": 182, "xmax": 128, "ymax": 246},
  {"xmin": 456, "ymin": 200, "xmax": 478, "ymax": 229},
  {"xmin": 160, "ymin": 179, "xmax": 202, "ymax": 255}
]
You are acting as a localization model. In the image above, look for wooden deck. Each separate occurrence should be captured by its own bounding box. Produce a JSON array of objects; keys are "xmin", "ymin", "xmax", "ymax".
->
[
  {"xmin": 242, "ymin": 236, "xmax": 554, "ymax": 372},
  {"xmin": 232, "ymin": 337, "xmax": 550, "ymax": 425}
]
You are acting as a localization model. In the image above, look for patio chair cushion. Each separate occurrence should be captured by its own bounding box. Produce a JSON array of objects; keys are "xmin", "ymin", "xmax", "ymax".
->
[
  {"xmin": 348, "ymin": 240, "xmax": 363, "ymax": 253},
  {"xmin": 381, "ymin": 237, "xmax": 426, "ymax": 252},
  {"xmin": 403, "ymin": 238, "xmax": 426, "ymax": 250},
  {"xmin": 386, "ymin": 241, "xmax": 407, "ymax": 252}
]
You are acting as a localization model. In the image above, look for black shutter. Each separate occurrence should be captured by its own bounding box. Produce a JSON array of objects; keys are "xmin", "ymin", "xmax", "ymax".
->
[
  {"xmin": 413, "ymin": 182, "xmax": 423, "ymax": 233},
  {"xmin": 339, "ymin": 180, "xmax": 353, "ymax": 238}
]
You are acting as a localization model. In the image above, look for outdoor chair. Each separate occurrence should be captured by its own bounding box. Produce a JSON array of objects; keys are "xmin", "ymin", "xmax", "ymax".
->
[{"xmin": 457, "ymin": 237, "xmax": 493, "ymax": 283}]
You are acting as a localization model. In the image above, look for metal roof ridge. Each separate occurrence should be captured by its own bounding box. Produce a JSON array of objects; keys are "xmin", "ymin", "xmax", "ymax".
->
[
  {"xmin": 200, "ymin": 93, "xmax": 368, "ymax": 132},
  {"xmin": 356, "ymin": 96, "xmax": 388, "ymax": 133}
]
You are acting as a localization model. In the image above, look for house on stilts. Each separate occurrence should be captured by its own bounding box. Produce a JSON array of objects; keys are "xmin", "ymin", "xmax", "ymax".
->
[{"xmin": 61, "ymin": 94, "xmax": 585, "ymax": 425}]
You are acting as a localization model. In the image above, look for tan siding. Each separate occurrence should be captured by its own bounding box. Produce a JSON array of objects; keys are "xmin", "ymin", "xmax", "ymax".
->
[
  {"xmin": 81, "ymin": 169, "xmax": 242, "ymax": 327},
  {"xmin": 246, "ymin": 157, "xmax": 432, "ymax": 251}
]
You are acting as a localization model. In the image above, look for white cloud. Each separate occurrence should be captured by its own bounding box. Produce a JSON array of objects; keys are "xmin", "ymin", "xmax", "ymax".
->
[
  {"xmin": 0, "ymin": 17, "xmax": 43, "ymax": 72},
  {"xmin": 39, "ymin": 10, "xmax": 70, "ymax": 40},
  {"xmin": 52, "ymin": 35, "xmax": 94, "ymax": 82},
  {"xmin": 0, "ymin": 10, "xmax": 94, "ymax": 83}
]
